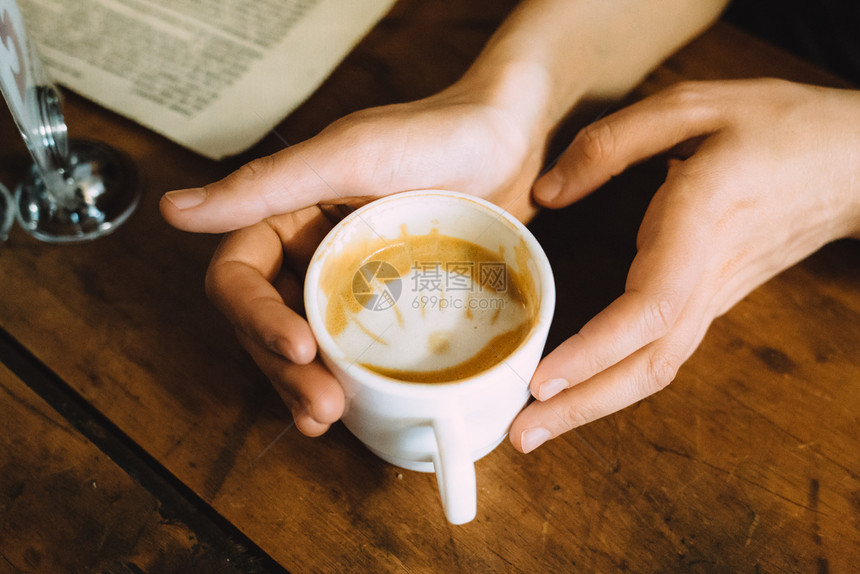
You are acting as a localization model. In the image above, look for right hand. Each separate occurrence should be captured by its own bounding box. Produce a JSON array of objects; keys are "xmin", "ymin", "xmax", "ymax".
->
[
  {"xmin": 511, "ymin": 79, "xmax": 860, "ymax": 453},
  {"xmin": 161, "ymin": 86, "xmax": 548, "ymax": 436}
]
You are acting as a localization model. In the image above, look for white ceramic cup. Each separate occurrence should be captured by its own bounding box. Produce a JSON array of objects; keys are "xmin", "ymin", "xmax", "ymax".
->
[{"xmin": 304, "ymin": 190, "xmax": 555, "ymax": 524}]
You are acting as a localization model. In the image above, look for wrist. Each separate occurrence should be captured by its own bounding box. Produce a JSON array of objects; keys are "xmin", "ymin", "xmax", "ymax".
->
[{"xmin": 444, "ymin": 57, "xmax": 582, "ymax": 158}]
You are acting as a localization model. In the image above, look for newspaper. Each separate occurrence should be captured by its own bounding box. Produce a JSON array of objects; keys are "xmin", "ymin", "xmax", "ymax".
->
[{"xmin": 18, "ymin": 0, "xmax": 397, "ymax": 160}]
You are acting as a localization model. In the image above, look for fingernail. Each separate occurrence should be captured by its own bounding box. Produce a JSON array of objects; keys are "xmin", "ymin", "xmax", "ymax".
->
[
  {"xmin": 521, "ymin": 428, "xmax": 551, "ymax": 453},
  {"xmin": 164, "ymin": 188, "xmax": 207, "ymax": 210},
  {"xmin": 533, "ymin": 171, "xmax": 564, "ymax": 203},
  {"xmin": 538, "ymin": 378, "xmax": 568, "ymax": 401}
]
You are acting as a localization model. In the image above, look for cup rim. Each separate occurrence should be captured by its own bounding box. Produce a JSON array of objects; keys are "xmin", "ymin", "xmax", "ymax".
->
[{"xmin": 304, "ymin": 190, "xmax": 555, "ymax": 396}]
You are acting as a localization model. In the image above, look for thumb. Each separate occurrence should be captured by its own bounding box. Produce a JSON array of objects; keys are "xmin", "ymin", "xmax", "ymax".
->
[
  {"xmin": 533, "ymin": 82, "xmax": 723, "ymax": 209},
  {"xmin": 160, "ymin": 144, "xmax": 342, "ymax": 233}
]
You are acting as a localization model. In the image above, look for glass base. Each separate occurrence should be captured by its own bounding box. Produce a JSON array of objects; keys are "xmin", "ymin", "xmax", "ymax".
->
[
  {"xmin": 15, "ymin": 139, "xmax": 140, "ymax": 243},
  {"xmin": 0, "ymin": 183, "xmax": 13, "ymax": 243}
]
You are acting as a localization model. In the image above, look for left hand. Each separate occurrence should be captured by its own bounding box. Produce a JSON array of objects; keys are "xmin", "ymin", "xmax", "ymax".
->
[
  {"xmin": 163, "ymin": 85, "xmax": 547, "ymax": 437},
  {"xmin": 511, "ymin": 78, "xmax": 860, "ymax": 453}
]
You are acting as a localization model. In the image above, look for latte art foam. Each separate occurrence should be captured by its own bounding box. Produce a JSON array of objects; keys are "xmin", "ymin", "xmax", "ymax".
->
[{"xmin": 320, "ymin": 229, "xmax": 536, "ymax": 383}]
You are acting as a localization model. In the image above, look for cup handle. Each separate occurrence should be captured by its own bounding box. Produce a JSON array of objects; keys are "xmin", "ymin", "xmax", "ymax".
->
[{"xmin": 431, "ymin": 415, "xmax": 476, "ymax": 524}]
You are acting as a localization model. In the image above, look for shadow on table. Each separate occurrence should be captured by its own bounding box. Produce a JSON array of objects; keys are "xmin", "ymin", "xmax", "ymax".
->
[{"xmin": 529, "ymin": 157, "xmax": 668, "ymax": 353}]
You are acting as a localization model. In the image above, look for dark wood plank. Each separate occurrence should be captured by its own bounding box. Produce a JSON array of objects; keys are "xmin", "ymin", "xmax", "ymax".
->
[
  {"xmin": 0, "ymin": 4, "xmax": 858, "ymax": 571},
  {"xmin": 0, "ymin": 360, "xmax": 261, "ymax": 573}
]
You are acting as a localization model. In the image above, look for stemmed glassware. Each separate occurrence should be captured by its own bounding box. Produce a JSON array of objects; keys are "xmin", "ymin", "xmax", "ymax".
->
[{"xmin": 1, "ymin": 0, "xmax": 139, "ymax": 244}]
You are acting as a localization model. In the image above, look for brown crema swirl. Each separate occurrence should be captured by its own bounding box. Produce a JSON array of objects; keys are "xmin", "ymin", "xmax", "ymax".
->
[{"xmin": 319, "ymin": 228, "xmax": 538, "ymax": 383}]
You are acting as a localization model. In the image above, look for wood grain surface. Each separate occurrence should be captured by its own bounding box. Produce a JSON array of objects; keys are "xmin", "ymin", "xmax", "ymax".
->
[
  {"xmin": 0, "ymin": 359, "xmax": 268, "ymax": 573},
  {"xmin": 0, "ymin": 2, "xmax": 858, "ymax": 572}
]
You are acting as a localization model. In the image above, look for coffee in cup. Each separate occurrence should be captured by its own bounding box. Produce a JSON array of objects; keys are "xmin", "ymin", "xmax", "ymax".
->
[{"xmin": 318, "ymin": 228, "xmax": 538, "ymax": 383}]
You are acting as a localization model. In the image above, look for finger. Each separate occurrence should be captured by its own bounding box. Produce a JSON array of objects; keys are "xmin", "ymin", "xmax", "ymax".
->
[
  {"xmin": 511, "ymin": 310, "xmax": 709, "ymax": 453},
  {"xmin": 292, "ymin": 413, "xmax": 333, "ymax": 438},
  {"xmin": 533, "ymin": 81, "xmax": 726, "ymax": 208},
  {"xmin": 529, "ymin": 174, "xmax": 712, "ymax": 401},
  {"xmin": 265, "ymin": 206, "xmax": 338, "ymax": 272},
  {"xmin": 206, "ymin": 222, "xmax": 317, "ymax": 364},
  {"xmin": 161, "ymin": 139, "xmax": 346, "ymax": 233},
  {"xmin": 239, "ymin": 331, "xmax": 345, "ymax": 436}
]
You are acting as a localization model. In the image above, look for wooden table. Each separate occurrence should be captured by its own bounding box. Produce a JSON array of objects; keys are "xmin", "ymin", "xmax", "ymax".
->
[{"xmin": 1, "ymin": 3, "xmax": 858, "ymax": 572}]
